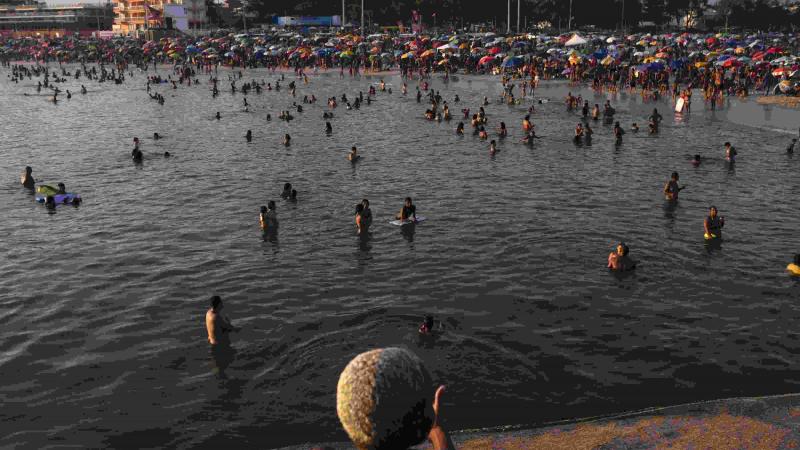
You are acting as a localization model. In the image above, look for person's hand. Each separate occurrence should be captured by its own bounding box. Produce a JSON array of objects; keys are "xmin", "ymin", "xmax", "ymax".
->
[
  {"xmin": 432, "ymin": 385, "xmax": 445, "ymax": 426},
  {"xmin": 428, "ymin": 385, "xmax": 453, "ymax": 450}
]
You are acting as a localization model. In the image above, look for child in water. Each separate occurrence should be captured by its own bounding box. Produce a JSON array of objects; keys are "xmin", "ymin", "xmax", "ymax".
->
[
  {"xmin": 607, "ymin": 242, "xmax": 636, "ymax": 271},
  {"xmin": 419, "ymin": 315, "xmax": 444, "ymax": 335}
]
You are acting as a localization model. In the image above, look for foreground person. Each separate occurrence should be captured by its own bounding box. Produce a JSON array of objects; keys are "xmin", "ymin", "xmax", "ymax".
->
[
  {"xmin": 337, "ymin": 347, "xmax": 455, "ymax": 450},
  {"xmin": 205, "ymin": 295, "xmax": 238, "ymax": 346},
  {"xmin": 608, "ymin": 242, "xmax": 636, "ymax": 271}
]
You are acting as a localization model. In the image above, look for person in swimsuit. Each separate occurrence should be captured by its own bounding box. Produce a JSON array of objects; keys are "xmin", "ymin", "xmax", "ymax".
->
[
  {"xmin": 283, "ymin": 134, "xmax": 291, "ymax": 146},
  {"xmin": 607, "ymin": 242, "xmax": 636, "ymax": 271},
  {"xmin": 788, "ymin": 138, "xmax": 797, "ymax": 154},
  {"xmin": 21, "ymin": 166, "xmax": 35, "ymax": 189},
  {"xmin": 396, "ymin": 197, "xmax": 416, "ymax": 221},
  {"xmin": 691, "ymin": 154, "xmax": 702, "ymax": 166},
  {"xmin": 663, "ymin": 172, "xmax": 685, "ymax": 201},
  {"xmin": 205, "ymin": 295, "xmax": 238, "ymax": 346},
  {"xmin": 326, "ymin": 122, "xmax": 333, "ymax": 134},
  {"xmin": 704, "ymin": 206, "xmax": 725, "ymax": 239},
  {"xmin": 489, "ymin": 140, "xmax": 497, "ymax": 154},
  {"xmin": 246, "ymin": 130, "xmax": 252, "ymax": 142},
  {"xmin": 456, "ymin": 122, "xmax": 464, "ymax": 135}
]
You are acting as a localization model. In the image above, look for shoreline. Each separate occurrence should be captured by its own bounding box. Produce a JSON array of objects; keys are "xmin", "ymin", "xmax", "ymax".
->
[{"xmin": 276, "ymin": 392, "xmax": 800, "ymax": 449}]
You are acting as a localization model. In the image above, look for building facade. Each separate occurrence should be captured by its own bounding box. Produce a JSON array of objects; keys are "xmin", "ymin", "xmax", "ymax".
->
[
  {"xmin": 113, "ymin": 0, "xmax": 204, "ymax": 34},
  {"xmin": 0, "ymin": 2, "xmax": 113, "ymax": 37}
]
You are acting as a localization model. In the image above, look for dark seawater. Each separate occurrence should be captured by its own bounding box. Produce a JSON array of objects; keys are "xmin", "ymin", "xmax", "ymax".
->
[{"xmin": 2, "ymin": 65, "xmax": 800, "ymax": 448}]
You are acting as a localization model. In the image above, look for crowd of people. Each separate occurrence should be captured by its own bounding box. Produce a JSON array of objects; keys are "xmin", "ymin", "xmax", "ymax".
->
[{"xmin": 10, "ymin": 27, "xmax": 800, "ymax": 449}]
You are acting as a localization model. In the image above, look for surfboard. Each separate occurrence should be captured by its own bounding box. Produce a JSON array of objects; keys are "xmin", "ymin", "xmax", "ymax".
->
[
  {"xmin": 390, "ymin": 216, "xmax": 426, "ymax": 226},
  {"xmin": 675, "ymin": 97, "xmax": 685, "ymax": 113}
]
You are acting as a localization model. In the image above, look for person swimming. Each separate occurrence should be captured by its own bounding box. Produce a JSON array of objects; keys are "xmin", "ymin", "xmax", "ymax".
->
[
  {"xmin": 396, "ymin": 197, "xmax": 417, "ymax": 222},
  {"xmin": 704, "ymin": 205, "xmax": 725, "ymax": 239},
  {"xmin": 607, "ymin": 242, "xmax": 636, "ymax": 271},
  {"xmin": 456, "ymin": 122, "xmax": 464, "ymax": 135},
  {"xmin": 591, "ymin": 104, "xmax": 600, "ymax": 120},
  {"xmin": 326, "ymin": 122, "xmax": 333, "ymax": 134},
  {"xmin": 788, "ymin": 138, "xmax": 797, "ymax": 154},
  {"xmin": 20, "ymin": 166, "xmax": 35, "ymax": 189},
  {"xmin": 631, "ymin": 123, "xmax": 639, "ymax": 132},
  {"xmin": 290, "ymin": 190, "xmax": 297, "ymax": 202},
  {"xmin": 215, "ymin": 112, "xmax": 221, "ymax": 120},
  {"xmin": 478, "ymin": 126, "xmax": 488, "ymax": 140},
  {"xmin": 523, "ymin": 115, "xmax": 532, "ymax": 133},
  {"xmin": 153, "ymin": 132, "xmax": 161, "ymax": 140},
  {"xmin": 281, "ymin": 183, "xmax": 292, "ymax": 199},
  {"xmin": 56, "ymin": 182, "xmax": 66, "ymax": 195},
  {"xmin": 164, "ymin": 152, "xmax": 171, "ymax": 158},
  {"xmin": 489, "ymin": 140, "xmax": 497, "ymax": 154},
  {"xmin": 498, "ymin": 122, "xmax": 507, "ymax": 137},
  {"xmin": 663, "ymin": 172, "xmax": 685, "ymax": 201},
  {"xmin": 283, "ymin": 134, "xmax": 291, "ymax": 146},
  {"xmin": 246, "ymin": 130, "xmax": 252, "ymax": 142},
  {"xmin": 347, "ymin": 146, "xmax": 360, "ymax": 162},
  {"xmin": 691, "ymin": 154, "xmax": 702, "ymax": 166},
  {"xmin": 419, "ymin": 315, "xmax": 444, "ymax": 335},
  {"xmin": 44, "ymin": 195, "xmax": 56, "ymax": 209}
]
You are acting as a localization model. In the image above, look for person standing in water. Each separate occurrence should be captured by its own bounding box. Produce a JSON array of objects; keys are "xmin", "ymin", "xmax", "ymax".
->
[
  {"xmin": 704, "ymin": 206, "xmax": 725, "ymax": 239},
  {"xmin": 205, "ymin": 295, "xmax": 238, "ymax": 346},
  {"xmin": 20, "ymin": 166, "xmax": 35, "ymax": 189},
  {"xmin": 663, "ymin": 172, "xmax": 686, "ymax": 201},
  {"xmin": 613, "ymin": 122, "xmax": 624, "ymax": 144},
  {"xmin": 361, "ymin": 199, "xmax": 372, "ymax": 230},
  {"xmin": 396, "ymin": 197, "xmax": 417, "ymax": 222},
  {"xmin": 259, "ymin": 201, "xmax": 278, "ymax": 231}
]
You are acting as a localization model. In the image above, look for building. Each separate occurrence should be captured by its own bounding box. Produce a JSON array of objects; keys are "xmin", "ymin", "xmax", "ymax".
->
[
  {"xmin": 0, "ymin": 2, "xmax": 113, "ymax": 38},
  {"xmin": 113, "ymin": 0, "xmax": 204, "ymax": 34},
  {"xmin": 182, "ymin": 0, "xmax": 205, "ymax": 29}
]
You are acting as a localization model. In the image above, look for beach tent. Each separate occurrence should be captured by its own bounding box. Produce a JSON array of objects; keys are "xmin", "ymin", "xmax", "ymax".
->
[{"xmin": 565, "ymin": 34, "xmax": 588, "ymax": 47}]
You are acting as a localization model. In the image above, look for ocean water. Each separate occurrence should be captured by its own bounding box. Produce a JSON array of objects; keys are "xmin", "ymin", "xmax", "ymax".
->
[{"xmin": 2, "ymin": 65, "xmax": 800, "ymax": 448}]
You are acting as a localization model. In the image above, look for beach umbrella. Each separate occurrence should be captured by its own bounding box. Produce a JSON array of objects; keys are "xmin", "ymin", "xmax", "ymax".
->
[
  {"xmin": 478, "ymin": 55, "xmax": 495, "ymax": 66},
  {"xmin": 501, "ymin": 55, "xmax": 523, "ymax": 68},
  {"xmin": 400, "ymin": 51, "xmax": 415, "ymax": 59},
  {"xmin": 606, "ymin": 37, "xmax": 617, "ymax": 43},
  {"xmin": 772, "ymin": 67, "xmax": 787, "ymax": 77},
  {"xmin": 420, "ymin": 49, "xmax": 435, "ymax": 58},
  {"xmin": 601, "ymin": 55, "xmax": 615, "ymax": 66},
  {"xmin": 487, "ymin": 46, "xmax": 501, "ymax": 55},
  {"xmin": 565, "ymin": 34, "xmax": 587, "ymax": 47}
]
